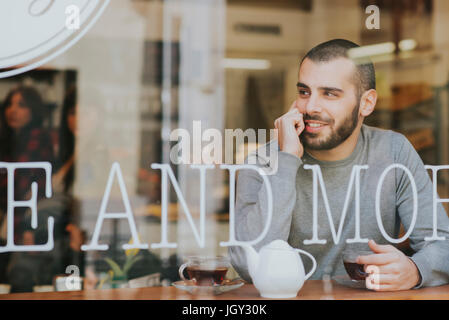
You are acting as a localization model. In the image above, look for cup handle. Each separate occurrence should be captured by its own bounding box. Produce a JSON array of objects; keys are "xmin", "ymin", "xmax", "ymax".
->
[
  {"xmin": 178, "ymin": 263, "xmax": 189, "ymax": 282},
  {"xmin": 295, "ymin": 249, "xmax": 317, "ymax": 281}
]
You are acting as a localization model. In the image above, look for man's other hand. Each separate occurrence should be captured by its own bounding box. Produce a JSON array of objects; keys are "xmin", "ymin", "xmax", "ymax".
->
[{"xmin": 357, "ymin": 240, "xmax": 421, "ymax": 291}]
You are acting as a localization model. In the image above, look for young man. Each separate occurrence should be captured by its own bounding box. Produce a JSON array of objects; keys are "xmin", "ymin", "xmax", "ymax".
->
[{"xmin": 229, "ymin": 39, "xmax": 449, "ymax": 291}]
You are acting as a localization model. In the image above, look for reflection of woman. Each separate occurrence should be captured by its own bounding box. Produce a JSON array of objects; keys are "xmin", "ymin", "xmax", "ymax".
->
[
  {"xmin": 0, "ymin": 86, "xmax": 54, "ymax": 241},
  {"xmin": 54, "ymin": 86, "xmax": 76, "ymax": 194},
  {"xmin": 28, "ymin": 86, "xmax": 85, "ymax": 279},
  {"xmin": 53, "ymin": 86, "xmax": 85, "ymax": 257},
  {"xmin": 0, "ymin": 86, "xmax": 54, "ymax": 288},
  {"xmin": 4, "ymin": 87, "xmax": 86, "ymax": 292}
]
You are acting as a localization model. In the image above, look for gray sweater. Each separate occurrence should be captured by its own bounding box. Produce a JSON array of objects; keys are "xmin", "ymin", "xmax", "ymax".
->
[{"xmin": 229, "ymin": 125, "xmax": 449, "ymax": 287}]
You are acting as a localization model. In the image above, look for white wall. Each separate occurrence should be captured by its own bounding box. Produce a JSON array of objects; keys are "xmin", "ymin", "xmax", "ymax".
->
[
  {"xmin": 226, "ymin": 0, "xmax": 361, "ymax": 54},
  {"xmin": 50, "ymin": 1, "xmax": 146, "ymax": 201},
  {"xmin": 225, "ymin": 0, "xmax": 363, "ymax": 125}
]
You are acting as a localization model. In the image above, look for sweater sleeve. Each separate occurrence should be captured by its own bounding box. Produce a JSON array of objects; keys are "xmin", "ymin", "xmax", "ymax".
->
[
  {"xmin": 393, "ymin": 133, "xmax": 449, "ymax": 287},
  {"xmin": 228, "ymin": 149, "xmax": 302, "ymax": 282}
]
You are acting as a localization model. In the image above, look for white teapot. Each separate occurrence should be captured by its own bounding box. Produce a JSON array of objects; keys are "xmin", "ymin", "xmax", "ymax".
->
[{"xmin": 242, "ymin": 240, "xmax": 317, "ymax": 298}]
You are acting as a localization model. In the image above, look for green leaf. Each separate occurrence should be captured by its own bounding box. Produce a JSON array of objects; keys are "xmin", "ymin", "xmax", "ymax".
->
[
  {"xmin": 123, "ymin": 255, "xmax": 143, "ymax": 275},
  {"xmin": 104, "ymin": 258, "xmax": 124, "ymax": 278},
  {"xmin": 97, "ymin": 271, "xmax": 112, "ymax": 289}
]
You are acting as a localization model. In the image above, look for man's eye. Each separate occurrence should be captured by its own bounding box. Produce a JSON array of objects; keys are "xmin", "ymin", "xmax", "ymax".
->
[
  {"xmin": 298, "ymin": 90, "xmax": 309, "ymax": 96},
  {"xmin": 324, "ymin": 91, "xmax": 337, "ymax": 97}
]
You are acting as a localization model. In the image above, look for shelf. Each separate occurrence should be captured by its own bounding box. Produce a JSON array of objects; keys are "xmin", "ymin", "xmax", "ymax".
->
[
  {"xmin": 404, "ymin": 128, "xmax": 435, "ymax": 151},
  {"xmin": 135, "ymin": 203, "xmax": 229, "ymax": 222}
]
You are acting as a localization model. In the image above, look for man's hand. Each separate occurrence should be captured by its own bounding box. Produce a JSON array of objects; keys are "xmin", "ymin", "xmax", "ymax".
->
[
  {"xmin": 357, "ymin": 240, "xmax": 421, "ymax": 291},
  {"xmin": 274, "ymin": 101, "xmax": 305, "ymax": 158}
]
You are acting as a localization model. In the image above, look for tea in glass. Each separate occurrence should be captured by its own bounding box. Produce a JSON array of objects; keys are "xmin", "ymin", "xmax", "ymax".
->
[
  {"xmin": 179, "ymin": 256, "xmax": 230, "ymax": 286},
  {"xmin": 342, "ymin": 250, "xmax": 372, "ymax": 281}
]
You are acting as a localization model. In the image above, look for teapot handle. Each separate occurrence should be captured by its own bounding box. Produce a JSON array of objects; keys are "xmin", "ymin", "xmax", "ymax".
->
[{"xmin": 295, "ymin": 249, "xmax": 317, "ymax": 280}]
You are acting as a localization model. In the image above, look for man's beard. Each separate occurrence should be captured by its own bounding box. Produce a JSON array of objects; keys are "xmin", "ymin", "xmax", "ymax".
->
[{"xmin": 301, "ymin": 103, "xmax": 360, "ymax": 151}]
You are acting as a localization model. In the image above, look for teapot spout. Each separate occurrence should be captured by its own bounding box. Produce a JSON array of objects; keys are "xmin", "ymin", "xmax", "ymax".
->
[{"xmin": 242, "ymin": 245, "xmax": 259, "ymax": 281}]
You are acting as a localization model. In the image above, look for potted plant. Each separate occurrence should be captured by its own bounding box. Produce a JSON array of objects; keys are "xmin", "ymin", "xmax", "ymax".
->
[{"xmin": 98, "ymin": 240, "xmax": 143, "ymax": 289}]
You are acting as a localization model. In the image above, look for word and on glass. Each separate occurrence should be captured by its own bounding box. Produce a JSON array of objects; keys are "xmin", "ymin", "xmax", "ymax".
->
[{"xmin": 0, "ymin": 161, "xmax": 448, "ymax": 253}]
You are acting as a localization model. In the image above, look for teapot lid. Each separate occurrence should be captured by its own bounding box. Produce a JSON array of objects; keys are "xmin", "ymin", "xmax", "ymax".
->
[{"xmin": 266, "ymin": 240, "xmax": 292, "ymax": 250}]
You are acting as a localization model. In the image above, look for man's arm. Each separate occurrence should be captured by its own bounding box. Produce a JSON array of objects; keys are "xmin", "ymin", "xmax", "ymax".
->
[
  {"xmin": 395, "ymin": 133, "xmax": 449, "ymax": 287},
  {"xmin": 358, "ymin": 132, "xmax": 449, "ymax": 290},
  {"xmin": 229, "ymin": 102, "xmax": 305, "ymax": 282},
  {"xmin": 228, "ymin": 150, "xmax": 302, "ymax": 282}
]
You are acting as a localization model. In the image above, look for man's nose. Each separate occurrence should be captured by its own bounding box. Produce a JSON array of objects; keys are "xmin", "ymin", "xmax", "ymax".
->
[{"xmin": 304, "ymin": 94, "xmax": 322, "ymax": 114}]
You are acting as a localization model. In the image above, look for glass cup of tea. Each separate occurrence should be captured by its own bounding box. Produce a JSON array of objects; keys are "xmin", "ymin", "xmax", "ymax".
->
[
  {"xmin": 178, "ymin": 256, "xmax": 230, "ymax": 286},
  {"xmin": 342, "ymin": 249, "xmax": 373, "ymax": 281}
]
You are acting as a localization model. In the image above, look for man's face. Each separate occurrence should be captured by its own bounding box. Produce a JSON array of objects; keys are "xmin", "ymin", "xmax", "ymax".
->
[{"xmin": 296, "ymin": 57, "xmax": 361, "ymax": 150}]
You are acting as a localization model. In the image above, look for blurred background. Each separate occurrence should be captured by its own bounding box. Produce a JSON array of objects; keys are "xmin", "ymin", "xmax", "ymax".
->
[{"xmin": 0, "ymin": 0, "xmax": 448, "ymax": 293}]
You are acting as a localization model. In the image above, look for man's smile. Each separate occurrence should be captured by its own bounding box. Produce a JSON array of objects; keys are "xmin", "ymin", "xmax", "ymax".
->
[{"xmin": 304, "ymin": 120, "xmax": 328, "ymax": 133}]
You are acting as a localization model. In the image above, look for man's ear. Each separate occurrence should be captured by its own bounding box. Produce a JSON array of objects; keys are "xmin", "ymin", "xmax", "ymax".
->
[{"xmin": 359, "ymin": 89, "xmax": 377, "ymax": 117}]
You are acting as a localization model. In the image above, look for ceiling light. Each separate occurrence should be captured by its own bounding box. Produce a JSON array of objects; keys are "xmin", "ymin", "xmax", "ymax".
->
[
  {"xmin": 399, "ymin": 39, "xmax": 417, "ymax": 52},
  {"xmin": 222, "ymin": 58, "xmax": 271, "ymax": 70},
  {"xmin": 348, "ymin": 42, "xmax": 396, "ymax": 59}
]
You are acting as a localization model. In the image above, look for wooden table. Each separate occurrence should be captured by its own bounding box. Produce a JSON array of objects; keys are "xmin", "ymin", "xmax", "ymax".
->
[{"xmin": 1, "ymin": 280, "xmax": 449, "ymax": 300}]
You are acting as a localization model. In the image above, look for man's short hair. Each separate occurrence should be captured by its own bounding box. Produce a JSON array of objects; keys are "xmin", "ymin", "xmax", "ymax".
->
[{"xmin": 300, "ymin": 39, "xmax": 376, "ymax": 98}]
